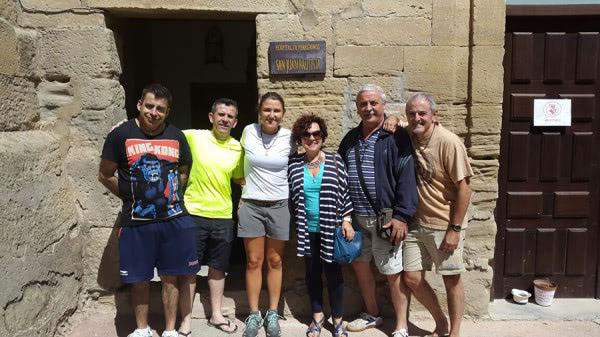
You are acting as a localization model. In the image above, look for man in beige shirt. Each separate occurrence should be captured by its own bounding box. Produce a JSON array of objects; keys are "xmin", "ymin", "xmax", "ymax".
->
[{"xmin": 402, "ymin": 93, "xmax": 473, "ymax": 337}]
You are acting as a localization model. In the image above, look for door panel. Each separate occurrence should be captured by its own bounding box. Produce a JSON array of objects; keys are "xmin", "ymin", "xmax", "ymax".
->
[{"xmin": 495, "ymin": 16, "xmax": 600, "ymax": 299}]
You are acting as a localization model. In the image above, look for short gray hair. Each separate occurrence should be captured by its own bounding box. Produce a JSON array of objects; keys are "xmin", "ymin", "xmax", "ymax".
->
[
  {"xmin": 357, "ymin": 84, "xmax": 387, "ymax": 103},
  {"xmin": 407, "ymin": 93, "xmax": 437, "ymax": 113}
]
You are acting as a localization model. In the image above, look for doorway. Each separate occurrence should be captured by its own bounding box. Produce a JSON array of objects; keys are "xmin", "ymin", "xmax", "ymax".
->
[
  {"xmin": 112, "ymin": 17, "xmax": 258, "ymax": 273},
  {"xmin": 494, "ymin": 13, "xmax": 600, "ymax": 299}
]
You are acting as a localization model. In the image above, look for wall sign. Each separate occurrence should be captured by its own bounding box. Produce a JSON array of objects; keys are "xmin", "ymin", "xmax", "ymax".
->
[
  {"xmin": 533, "ymin": 99, "xmax": 571, "ymax": 126},
  {"xmin": 269, "ymin": 41, "xmax": 326, "ymax": 75}
]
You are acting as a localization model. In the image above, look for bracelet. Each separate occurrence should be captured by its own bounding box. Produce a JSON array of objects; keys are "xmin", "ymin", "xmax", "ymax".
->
[{"xmin": 343, "ymin": 216, "xmax": 352, "ymax": 223}]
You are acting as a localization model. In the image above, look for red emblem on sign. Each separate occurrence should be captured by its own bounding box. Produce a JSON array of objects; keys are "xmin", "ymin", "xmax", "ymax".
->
[{"xmin": 543, "ymin": 102, "xmax": 561, "ymax": 117}]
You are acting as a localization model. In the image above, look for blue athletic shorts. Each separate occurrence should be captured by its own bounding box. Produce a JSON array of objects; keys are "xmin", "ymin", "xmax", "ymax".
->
[{"xmin": 118, "ymin": 215, "xmax": 200, "ymax": 284}]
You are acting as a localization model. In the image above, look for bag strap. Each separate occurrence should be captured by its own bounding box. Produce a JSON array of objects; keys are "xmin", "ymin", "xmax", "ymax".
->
[
  {"xmin": 332, "ymin": 152, "xmax": 341, "ymax": 226},
  {"xmin": 354, "ymin": 143, "xmax": 377, "ymax": 212}
]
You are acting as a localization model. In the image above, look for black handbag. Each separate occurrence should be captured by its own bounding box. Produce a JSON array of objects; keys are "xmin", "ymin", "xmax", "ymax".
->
[{"xmin": 354, "ymin": 144, "xmax": 393, "ymax": 239}]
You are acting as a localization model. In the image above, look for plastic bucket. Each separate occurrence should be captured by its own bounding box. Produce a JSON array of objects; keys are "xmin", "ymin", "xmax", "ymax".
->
[{"xmin": 533, "ymin": 279, "xmax": 557, "ymax": 306}]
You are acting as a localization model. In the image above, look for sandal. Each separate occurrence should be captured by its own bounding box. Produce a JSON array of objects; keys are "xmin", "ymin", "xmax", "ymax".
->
[
  {"xmin": 207, "ymin": 319, "xmax": 238, "ymax": 334},
  {"xmin": 334, "ymin": 320, "xmax": 348, "ymax": 337},
  {"xmin": 178, "ymin": 332, "xmax": 191, "ymax": 337},
  {"xmin": 306, "ymin": 317, "xmax": 324, "ymax": 337}
]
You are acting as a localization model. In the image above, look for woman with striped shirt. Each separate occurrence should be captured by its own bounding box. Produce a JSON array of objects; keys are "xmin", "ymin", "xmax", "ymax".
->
[{"xmin": 288, "ymin": 115, "xmax": 354, "ymax": 337}]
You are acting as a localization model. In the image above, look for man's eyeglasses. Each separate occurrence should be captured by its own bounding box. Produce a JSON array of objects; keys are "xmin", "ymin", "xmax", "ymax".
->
[{"xmin": 302, "ymin": 130, "xmax": 322, "ymax": 139}]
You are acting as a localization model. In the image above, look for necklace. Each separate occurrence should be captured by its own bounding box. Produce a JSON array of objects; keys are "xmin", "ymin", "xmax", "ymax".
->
[
  {"xmin": 415, "ymin": 124, "xmax": 436, "ymax": 150},
  {"xmin": 305, "ymin": 152, "xmax": 324, "ymax": 169},
  {"xmin": 260, "ymin": 127, "xmax": 278, "ymax": 156}
]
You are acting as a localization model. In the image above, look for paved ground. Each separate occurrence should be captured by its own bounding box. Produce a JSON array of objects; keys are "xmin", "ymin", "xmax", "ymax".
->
[{"xmin": 64, "ymin": 299, "xmax": 600, "ymax": 337}]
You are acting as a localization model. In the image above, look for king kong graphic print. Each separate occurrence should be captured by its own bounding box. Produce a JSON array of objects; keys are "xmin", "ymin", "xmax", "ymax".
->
[{"xmin": 126, "ymin": 139, "xmax": 183, "ymax": 220}]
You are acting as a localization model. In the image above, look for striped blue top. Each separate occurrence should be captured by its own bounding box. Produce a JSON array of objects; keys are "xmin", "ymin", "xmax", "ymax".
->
[
  {"xmin": 289, "ymin": 152, "xmax": 353, "ymax": 263},
  {"xmin": 346, "ymin": 129, "xmax": 380, "ymax": 216}
]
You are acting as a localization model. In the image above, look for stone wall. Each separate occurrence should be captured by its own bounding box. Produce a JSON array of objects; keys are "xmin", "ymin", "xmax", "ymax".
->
[
  {"xmin": 0, "ymin": 1, "xmax": 124, "ymax": 336},
  {"xmin": 0, "ymin": 1, "xmax": 505, "ymax": 335}
]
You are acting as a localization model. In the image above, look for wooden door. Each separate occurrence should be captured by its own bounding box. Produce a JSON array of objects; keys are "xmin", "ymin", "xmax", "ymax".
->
[{"xmin": 494, "ymin": 15, "xmax": 600, "ymax": 299}]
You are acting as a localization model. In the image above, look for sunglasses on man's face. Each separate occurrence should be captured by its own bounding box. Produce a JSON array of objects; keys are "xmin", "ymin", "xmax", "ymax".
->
[{"xmin": 302, "ymin": 130, "xmax": 322, "ymax": 139}]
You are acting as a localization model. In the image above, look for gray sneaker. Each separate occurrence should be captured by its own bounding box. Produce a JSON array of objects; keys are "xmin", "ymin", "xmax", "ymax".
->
[
  {"xmin": 242, "ymin": 311, "xmax": 263, "ymax": 337},
  {"xmin": 347, "ymin": 312, "xmax": 383, "ymax": 332},
  {"xmin": 264, "ymin": 309, "xmax": 284, "ymax": 337}
]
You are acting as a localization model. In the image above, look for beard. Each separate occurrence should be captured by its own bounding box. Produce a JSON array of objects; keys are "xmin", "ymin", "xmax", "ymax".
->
[{"xmin": 412, "ymin": 124, "xmax": 426, "ymax": 134}]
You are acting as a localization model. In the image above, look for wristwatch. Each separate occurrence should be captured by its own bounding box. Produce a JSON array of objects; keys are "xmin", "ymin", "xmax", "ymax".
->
[
  {"xmin": 449, "ymin": 224, "xmax": 462, "ymax": 232},
  {"xmin": 343, "ymin": 216, "xmax": 352, "ymax": 223}
]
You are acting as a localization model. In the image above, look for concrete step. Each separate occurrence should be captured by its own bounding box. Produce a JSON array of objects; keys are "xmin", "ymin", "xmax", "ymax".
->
[{"xmin": 64, "ymin": 305, "xmax": 600, "ymax": 337}]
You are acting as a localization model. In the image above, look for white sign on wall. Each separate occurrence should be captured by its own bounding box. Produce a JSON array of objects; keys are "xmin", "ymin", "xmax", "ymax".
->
[{"xmin": 533, "ymin": 99, "xmax": 571, "ymax": 126}]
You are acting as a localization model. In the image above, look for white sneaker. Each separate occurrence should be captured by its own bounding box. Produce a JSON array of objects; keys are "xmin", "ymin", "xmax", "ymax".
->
[
  {"xmin": 127, "ymin": 326, "xmax": 152, "ymax": 337},
  {"xmin": 392, "ymin": 328, "xmax": 409, "ymax": 337},
  {"xmin": 346, "ymin": 312, "xmax": 383, "ymax": 332},
  {"xmin": 161, "ymin": 330, "xmax": 178, "ymax": 337}
]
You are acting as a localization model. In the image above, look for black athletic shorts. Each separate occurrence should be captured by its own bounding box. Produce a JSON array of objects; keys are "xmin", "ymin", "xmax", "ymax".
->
[{"xmin": 192, "ymin": 215, "xmax": 234, "ymax": 271}]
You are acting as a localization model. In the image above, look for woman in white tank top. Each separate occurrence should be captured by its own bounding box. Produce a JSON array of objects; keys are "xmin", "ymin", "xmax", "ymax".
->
[{"xmin": 237, "ymin": 92, "xmax": 296, "ymax": 337}]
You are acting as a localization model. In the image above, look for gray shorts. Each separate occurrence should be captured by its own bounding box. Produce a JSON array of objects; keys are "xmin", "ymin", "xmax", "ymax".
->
[
  {"xmin": 237, "ymin": 199, "xmax": 290, "ymax": 241},
  {"xmin": 354, "ymin": 214, "xmax": 403, "ymax": 275}
]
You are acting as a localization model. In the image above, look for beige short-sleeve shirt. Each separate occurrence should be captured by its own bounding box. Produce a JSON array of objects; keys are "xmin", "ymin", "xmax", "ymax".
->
[{"xmin": 409, "ymin": 123, "xmax": 473, "ymax": 230}]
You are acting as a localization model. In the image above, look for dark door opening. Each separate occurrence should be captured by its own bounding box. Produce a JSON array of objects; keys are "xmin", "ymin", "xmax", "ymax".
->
[{"xmin": 111, "ymin": 17, "xmax": 258, "ymax": 279}]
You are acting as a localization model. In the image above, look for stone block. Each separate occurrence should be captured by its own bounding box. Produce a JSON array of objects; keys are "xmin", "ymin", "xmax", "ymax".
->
[
  {"xmin": 465, "ymin": 219, "xmax": 498, "ymax": 239},
  {"xmin": 85, "ymin": 227, "xmax": 121, "ymax": 292},
  {"xmin": 38, "ymin": 28, "xmax": 121, "ymax": 78},
  {"xmin": 469, "ymin": 133, "xmax": 500, "ymax": 159},
  {"xmin": 0, "ymin": 18, "xmax": 19, "ymax": 75},
  {"xmin": 436, "ymin": 104, "xmax": 469, "ymax": 135},
  {"xmin": 470, "ymin": 159, "xmax": 499, "ymax": 193},
  {"xmin": 37, "ymin": 79, "xmax": 74, "ymax": 109},
  {"xmin": 256, "ymin": 14, "xmax": 303, "ymax": 78},
  {"xmin": 363, "ymin": 0, "xmax": 431, "ymax": 17},
  {"xmin": 87, "ymin": 0, "xmax": 287, "ymax": 13},
  {"xmin": 336, "ymin": 17, "xmax": 431, "ymax": 46},
  {"xmin": 404, "ymin": 46, "xmax": 469, "ymax": 104},
  {"xmin": 346, "ymin": 76, "xmax": 407, "ymax": 103},
  {"xmin": 0, "ymin": 131, "xmax": 62, "ymax": 191},
  {"xmin": 16, "ymin": 0, "xmax": 81, "ymax": 11},
  {"xmin": 311, "ymin": 0, "xmax": 356, "ymax": 14},
  {"xmin": 0, "ymin": 74, "xmax": 39, "ymax": 131},
  {"xmin": 0, "ymin": 0, "xmax": 18, "ymax": 23},
  {"xmin": 18, "ymin": 12, "xmax": 106, "ymax": 28},
  {"xmin": 473, "ymin": 0, "xmax": 506, "ymax": 46},
  {"xmin": 432, "ymin": 0, "xmax": 470, "ymax": 46},
  {"xmin": 0, "ymin": 129, "xmax": 83, "ymax": 337},
  {"xmin": 334, "ymin": 46, "xmax": 404, "ymax": 77},
  {"xmin": 16, "ymin": 27, "xmax": 41, "ymax": 79},
  {"xmin": 302, "ymin": 15, "xmax": 335, "ymax": 76},
  {"xmin": 64, "ymin": 146, "xmax": 121, "ymax": 229},
  {"xmin": 470, "ymin": 104, "xmax": 502, "ymax": 134},
  {"xmin": 471, "ymin": 46, "xmax": 505, "ymax": 104},
  {"xmin": 81, "ymin": 78, "xmax": 123, "ymax": 110},
  {"xmin": 339, "ymin": 2, "xmax": 363, "ymax": 19}
]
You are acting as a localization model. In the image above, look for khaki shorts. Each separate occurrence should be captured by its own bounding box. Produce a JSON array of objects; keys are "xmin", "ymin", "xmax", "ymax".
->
[
  {"xmin": 403, "ymin": 225, "xmax": 466, "ymax": 275},
  {"xmin": 353, "ymin": 215, "xmax": 403, "ymax": 275}
]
